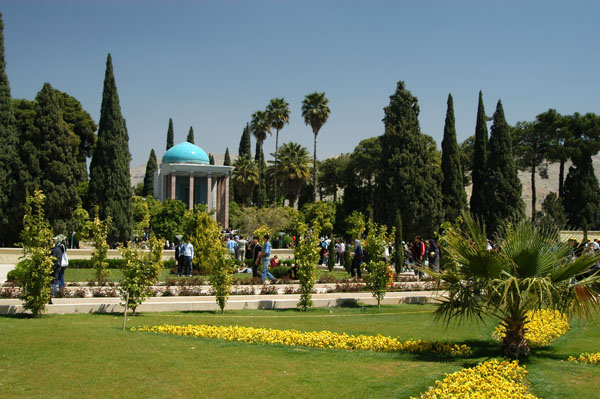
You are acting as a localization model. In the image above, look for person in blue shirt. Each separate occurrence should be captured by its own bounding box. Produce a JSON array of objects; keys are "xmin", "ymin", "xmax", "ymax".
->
[
  {"xmin": 259, "ymin": 234, "xmax": 276, "ymax": 283},
  {"xmin": 225, "ymin": 236, "xmax": 238, "ymax": 256}
]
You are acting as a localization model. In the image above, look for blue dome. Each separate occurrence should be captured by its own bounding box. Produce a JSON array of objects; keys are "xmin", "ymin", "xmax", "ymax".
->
[{"xmin": 162, "ymin": 142, "xmax": 210, "ymax": 164}]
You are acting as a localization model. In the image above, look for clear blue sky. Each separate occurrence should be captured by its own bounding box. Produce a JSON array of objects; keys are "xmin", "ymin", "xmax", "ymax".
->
[{"xmin": 3, "ymin": 0, "xmax": 599, "ymax": 167}]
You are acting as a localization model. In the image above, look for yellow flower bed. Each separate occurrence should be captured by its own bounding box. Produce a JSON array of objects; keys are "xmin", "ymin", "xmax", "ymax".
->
[
  {"xmin": 412, "ymin": 359, "xmax": 538, "ymax": 399},
  {"xmin": 493, "ymin": 309, "xmax": 569, "ymax": 347},
  {"xmin": 133, "ymin": 324, "xmax": 472, "ymax": 356},
  {"xmin": 568, "ymin": 352, "xmax": 600, "ymax": 365}
]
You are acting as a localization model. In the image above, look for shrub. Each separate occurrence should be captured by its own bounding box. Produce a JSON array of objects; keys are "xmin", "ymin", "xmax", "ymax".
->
[
  {"xmin": 73, "ymin": 288, "xmax": 86, "ymax": 298},
  {"xmin": 271, "ymin": 266, "xmax": 290, "ymax": 279},
  {"xmin": 162, "ymin": 288, "xmax": 175, "ymax": 297},
  {"xmin": 295, "ymin": 223, "xmax": 321, "ymax": 310},
  {"xmin": 6, "ymin": 269, "xmax": 19, "ymax": 282}
]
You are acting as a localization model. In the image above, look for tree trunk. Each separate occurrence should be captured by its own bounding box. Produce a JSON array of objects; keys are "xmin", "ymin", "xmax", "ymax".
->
[
  {"xmin": 274, "ymin": 129, "xmax": 279, "ymax": 204},
  {"xmin": 257, "ymin": 140, "xmax": 264, "ymax": 207},
  {"xmin": 313, "ymin": 132, "xmax": 318, "ymax": 202},
  {"xmin": 558, "ymin": 159, "xmax": 565, "ymax": 198},
  {"xmin": 531, "ymin": 164, "xmax": 536, "ymax": 222},
  {"xmin": 501, "ymin": 321, "xmax": 530, "ymax": 359}
]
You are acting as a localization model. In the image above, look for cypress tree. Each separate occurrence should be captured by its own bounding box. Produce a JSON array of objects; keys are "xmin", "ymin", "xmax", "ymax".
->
[
  {"xmin": 34, "ymin": 83, "xmax": 81, "ymax": 234},
  {"xmin": 0, "ymin": 12, "xmax": 21, "ymax": 245},
  {"xmin": 166, "ymin": 118, "xmax": 174, "ymax": 150},
  {"xmin": 89, "ymin": 54, "xmax": 133, "ymax": 243},
  {"xmin": 142, "ymin": 149, "xmax": 157, "ymax": 197},
  {"xmin": 561, "ymin": 113, "xmax": 600, "ymax": 233},
  {"xmin": 441, "ymin": 94, "xmax": 467, "ymax": 222},
  {"xmin": 375, "ymin": 81, "xmax": 443, "ymax": 238},
  {"xmin": 238, "ymin": 123, "xmax": 251, "ymax": 157},
  {"xmin": 470, "ymin": 91, "xmax": 488, "ymax": 217},
  {"xmin": 253, "ymin": 140, "xmax": 266, "ymax": 206},
  {"xmin": 209, "ymin": 154, "xmax": 215, "ymax": 165},
  {"xmin": 484, "ymin": 100, "xmax": 524, "ymax": 234},
  {"xmin": 187, "ymin": 126, "xmax": 194, "ymax": 144},
  {"xmin": 224, "ymin": 147, "xmax": 231, "ymax": 166}
]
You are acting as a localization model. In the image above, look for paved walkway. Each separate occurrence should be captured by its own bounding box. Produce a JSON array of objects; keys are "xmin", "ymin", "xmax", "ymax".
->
[{"xmin": 0, "ymin": 290, "xmax": 443, "ymax": 315}]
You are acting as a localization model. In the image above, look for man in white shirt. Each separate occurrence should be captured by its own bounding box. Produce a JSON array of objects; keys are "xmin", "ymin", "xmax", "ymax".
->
[{"xmin": 183, "ymin": 238, "xmax": 194, "ymax": 276}]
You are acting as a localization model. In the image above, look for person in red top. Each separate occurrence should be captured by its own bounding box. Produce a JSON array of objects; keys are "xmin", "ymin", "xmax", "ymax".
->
[{"xmin": 411, "ymin": 236, "xmax": 425, "ymax": 263}]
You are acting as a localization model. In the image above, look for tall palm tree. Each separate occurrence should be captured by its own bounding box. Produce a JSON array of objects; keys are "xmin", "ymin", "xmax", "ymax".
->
[
  {"xmin": 273, "ymin": 142, "xmax": 311, "ymax": 208},
  {"xmin": 301, "ymin": 92, "xmax": 330, "ymax": 201},
  {"xmin": 266, "ymin": 98, "xmax": 290, "ymax": 203},
  {"xmin": 231, "ymin": 154, "xmax": 259, "ymax": 206},
  {"xmin": 428, "ymin": 212, "xmax": 600, "ymax": 359},
  {"xmin": 250, "ymin": 110, "xmax": 271, "ymax": 207}
]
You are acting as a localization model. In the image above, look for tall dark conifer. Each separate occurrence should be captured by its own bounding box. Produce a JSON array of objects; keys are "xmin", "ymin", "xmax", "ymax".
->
[
  {"xmin": 34, "ymin": 83, "xmax": 81, "ymax": 234},
  {"xmin": 209, "ymin": 154, "xmax": 215, "ymax": 165},
  {"xmin": 88, "ymin": 54, "xmax": 133, "ymax": 242},
  {"xmin": 253, "ymin": 140, "xmax": 266, "ymax": 206},
  {"xmin": 484, "ymin": 100, "xmax": 524, "ymax": 234},
  {"xmin": 166, "ymin": 118, "xmax": 174, "ymax": 150},
  {"xmin": 441, "ymin": 94, "xmax": 467, "ymax": 221},
  {"xmin": 224, "ymin": 147, "xmax": 231, "ymax": 166},
  {"xmin": 374, "ymin": 81, "xmax": 443, "ymax": 238},
  {"xmin": 238, "ymin": 123, "xmax": 251, "ymax": 157},
  {"xmin": 470, "ymin": 91, "xmax": 488, "ymax": 216},
  {"xmin": 187, "ymin": 126, "xmax": 194, "ymax": 144},
  {"xmin": 0, "ymin": 12, "xmax": 20, "ymax": 245},
  {"xmin": 142, "ymin": 149, "xmax": 157, "ymax": 197}
]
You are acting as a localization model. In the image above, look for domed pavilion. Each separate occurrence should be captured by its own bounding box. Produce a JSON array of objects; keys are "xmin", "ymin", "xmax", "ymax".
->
[{"xmin": 153, "ymin": 142, "xmax": 233, "ymax": 227}]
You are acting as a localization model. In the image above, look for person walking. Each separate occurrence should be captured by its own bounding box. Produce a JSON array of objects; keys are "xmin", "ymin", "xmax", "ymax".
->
[
  {"xmin": 260, "ymin": 234, "xmax": 276, "ymax": 283},
  {"xmin": 351, "ymin": 239, "xmax": 363, "ymax": 278},
  {"xmin": 427, "ymin": 238, "xmax": 440, "ymax": 273},
  {"xmin": 226, "ymin": 236, "xmax": 238, "ymax": 256},
  {"xmin": 175, "ymin": 240, "xmax": 184, "ymax": 276},
  {"xmin": 183, "ymin": 238, "xmax": 194, "ymax": 276}
]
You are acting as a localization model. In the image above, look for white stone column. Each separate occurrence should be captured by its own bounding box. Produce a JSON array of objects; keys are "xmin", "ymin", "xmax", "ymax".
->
[
  {"xmin": 206, "ymin": 173, "xmax": 212, "ymax": 213},
  {"xmin": 170, "ymin": 174, "xmax": 176, "ymax": 200},
  {"xmin": 188, "ymin": 173, "xmax": 194, "ymax": 210},
  {"xmin": 224, "ymin": 174, "xmax": 230, "ymax": 228}
]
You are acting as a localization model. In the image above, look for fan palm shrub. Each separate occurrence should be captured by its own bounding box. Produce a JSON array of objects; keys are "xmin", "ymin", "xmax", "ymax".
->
[{"xmin": 428, "ymin": 212, "xmax": 600, "ymax": 359}]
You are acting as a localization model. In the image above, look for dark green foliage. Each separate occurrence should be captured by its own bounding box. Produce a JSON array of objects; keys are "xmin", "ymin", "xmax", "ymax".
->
[
  {"xmin": 540, "ymin": 109, "xmax": 569, "ymax": 197},
  {"xmin": 536, "ymin": 192, "xmax": 567, "ymax": 230},
  {"xmin": 166, "ymin": 118, "xmax": 174, "ymax": 150},
  {"xmin": 342, "ymin": 137, "xmax": 381, "ymax": 217},
  {"xmin": 470, "ymin": 91, "xmax": 488, "ymax": 217},
  {"xmin": 374, "ymin": 81, "xmax": 443, "ymax": 239},
  {"xmin": 327, "ymin": 239, "xmax": 336, "ymax": 271},
  {"xmin": 238, "ymin": 123, "xmax": 251, "ymax": 157},
  {"xmin": 393, "ymin": 211, "xmax": 403, "ymax": 273},
  {"xmin": 88, "ymin": 54, "xmax": 133, "ymax": 243},
  {"xmin": 150, "ymin": 199, "xmax": 187, "ymax": 241},
  {"xmin": 187, "ymin": 126, "xmax": 194, "ymax": 144},
  {"xmin": 441, "ymin": 94, "xmax": 467, "ymax": 221},
  {"xmin": 209, "ymin": 153, "xmax": 215, "ymax": 165},
  {"xmin": 562, "ymin": 113, "xmax": 600, "ymax": 232},
  {"xmin": 459, "ymin": 135, "xmax": 474, "ymax": 186},
  {"xmin": 318, "ymin": 155, "xmax": 348, "ymax": 202},
  {"xmin": 253, "ymin": 137, "xmax": 266, "ymax": 206},
  {"xmin": 224, "ymin": 147, "xmax": 231, "ymax": 166},
  {"xmin": 142, "ymin": 149, "xmax": 157, "ymax": 197},
  {"xmin": 0, "ymin": 12, "xmax": 20, "ymax": 246},
  {"xmin": 483, "ymin": 100, "xmax": 524, "ymax": 234},
  {"xmin": 32, "ymin": 83, "xmax": 81, "ymax": 234},
  {"xmin": 54, "ymin": 89, "xmax": 97, "ymax": 183}
]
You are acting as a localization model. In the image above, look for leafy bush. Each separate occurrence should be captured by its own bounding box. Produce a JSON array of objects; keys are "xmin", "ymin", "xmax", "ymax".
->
[
  {"xmin": 295, "ymin": 223, "xmax": 321, "ymax": 310},
  {"xmin": 271, "ymin": 266, "xmax": 290, "ymax": 279}
]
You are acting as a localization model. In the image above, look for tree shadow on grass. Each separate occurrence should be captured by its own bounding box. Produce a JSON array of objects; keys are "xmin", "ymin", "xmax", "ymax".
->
[{"xmin": 402, "ymin": 339, "xmax": 501, "ymax": 365}]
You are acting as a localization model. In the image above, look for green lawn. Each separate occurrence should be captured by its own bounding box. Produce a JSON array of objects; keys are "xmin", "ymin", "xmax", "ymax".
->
[
  {"xmin": 1, "ymin": 304, "xmax": 599, "ymax": 398},
  {"xmin": 64, "ymin": 268, "xmax": 350, "ymax": 283}
]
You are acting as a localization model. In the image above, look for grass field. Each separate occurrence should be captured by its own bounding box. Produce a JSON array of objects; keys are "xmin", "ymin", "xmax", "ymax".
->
[
  {"xmin": 63, "ymin": 268, "xmax": 350, "ymax": 283},
  {"xmin": 1, "ymin": 304, "xmax": 599, "ymax": 398}
]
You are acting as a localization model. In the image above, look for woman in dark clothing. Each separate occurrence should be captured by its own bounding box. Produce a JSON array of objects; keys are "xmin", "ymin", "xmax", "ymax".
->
[
  {"xmin": 427, "ymin": 238, "xmax": 440, "ymax": 273},
  {"xmin": 351, "ymin": 239, "xmax": 363, "ymax": 278}
]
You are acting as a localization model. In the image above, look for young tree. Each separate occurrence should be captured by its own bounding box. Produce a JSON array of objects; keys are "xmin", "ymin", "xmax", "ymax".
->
[
  {"xmin": 119, "ymin": 237, "xmax": 163, "ymax": 316},
  {"xmin": 88, "ymin": 54, "xmax": 133, "ymax": 243},
  {"xmin": 238, "ymin": 123, "xmax": 252, "ymax": 158},
  {"xmin": 187, "ymin": 126, "xmax": 194, "ymax": 144},
  {"xmin": 14, "ymin": 190, "xmax": 54, "ymax": 317},
  {"xmin": 441, "ymin": 94, "xmax": 467, "ymax": 221},
  {"xmin": 484, "ymin": 100, "xmax": 524, "ymax": 234},
  {"xmin": 150, "ymin": 199, "xmax": 187, "ymax": 241},
  {"xmin": 184, "ymin": 205, "xmax": 234, "ymax": 312},
  {"xmin": 266, "ymin": 98, "xmax": 290, "ymax": 202},
  {"xmin": 302, "ymin": 93, "xmax": 331, "ymax": 202},
  {"xmin": 142, "ymin": 149, "xmax": 157, "ymax": 197},
  {"xmin": 295, "ymin": 223, "xmax": 321, "ymax": 311},
  {"xmin": 223, "ymin": 147, "xmax": 231, "ymax": 166},
  {"xmin": 166, "ymin": 118, "xmax": 174, "ymax": 150},
  {"xmin": 375, "ymin": 81, "xmax": 443, "ymax": 238},
  {"xmin": 88, "ymin": 212, "xmax": 111, "ymax": 281},
  {"xmin": 470, "ymin": 91, "xmax": 489, "ymax": 217},
  {"xmin": 0, "ymin": 12, "xmax": 21, "ymax": 246}
]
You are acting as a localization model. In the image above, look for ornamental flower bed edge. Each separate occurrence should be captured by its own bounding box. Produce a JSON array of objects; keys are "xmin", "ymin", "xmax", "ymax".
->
[{"xmin": 133, "ymin": 324, "xmax": 472, "ymax": 356}]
